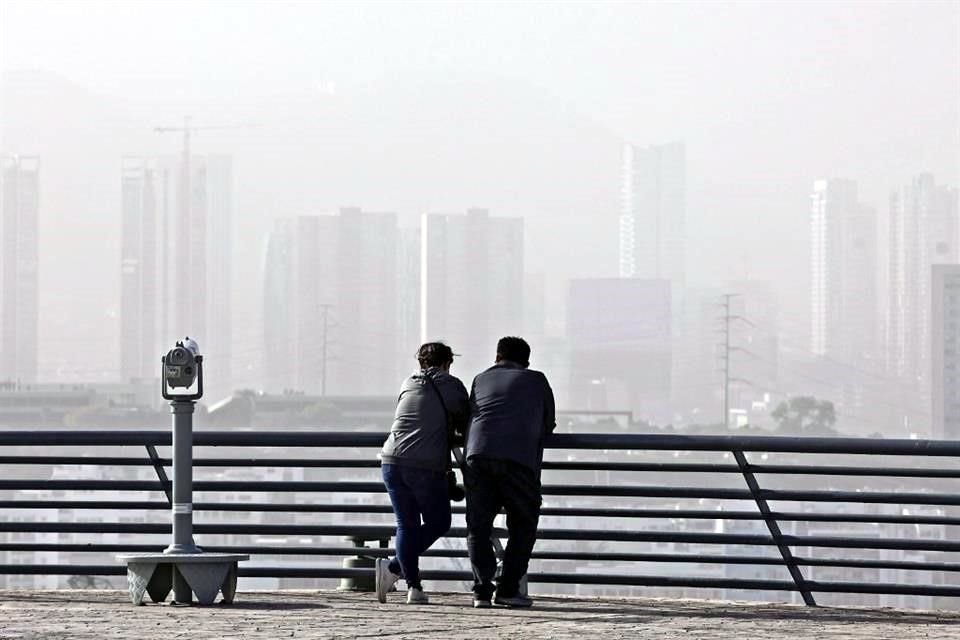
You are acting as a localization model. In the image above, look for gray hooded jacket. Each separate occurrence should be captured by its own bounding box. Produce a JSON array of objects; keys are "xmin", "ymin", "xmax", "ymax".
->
[{"xmin": 380, "ymin": 367, "xmax": 470, "ymax": 472}]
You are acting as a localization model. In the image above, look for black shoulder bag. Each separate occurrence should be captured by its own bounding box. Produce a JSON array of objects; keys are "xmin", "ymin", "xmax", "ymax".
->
[{"xmin": 423, "ymin": 372, "xmax": 466, "ymax": 502}]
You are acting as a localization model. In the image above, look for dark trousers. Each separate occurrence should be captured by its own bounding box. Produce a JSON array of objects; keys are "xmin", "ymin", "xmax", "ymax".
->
[
  {"xmin": 382, "ymin": 463, "xmax": 451, "ymax": 589},
  {"xmin": 464, "ymin": 457, "xmax": 541, "ymax": 598}
]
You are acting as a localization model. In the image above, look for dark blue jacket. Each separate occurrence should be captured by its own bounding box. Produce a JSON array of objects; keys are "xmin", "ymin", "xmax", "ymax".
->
[{"xmin": 465, "ymin": 361, "xmax": 556, "ymax": 473}]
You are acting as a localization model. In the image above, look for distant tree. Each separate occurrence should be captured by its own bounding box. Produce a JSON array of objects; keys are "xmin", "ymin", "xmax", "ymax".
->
[
  {"xmin": 299, "ymin": 400, "xmax": 342, "ymax": 425},
  {"xmin": 771, "ymin": 396, "xmax": 837, "ymax": 435}
]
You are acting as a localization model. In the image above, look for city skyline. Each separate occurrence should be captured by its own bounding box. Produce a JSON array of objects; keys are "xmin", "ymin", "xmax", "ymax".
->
[
  {"xmin": 2, "ymin": 143, "xmax": 959, "ymax": 436},
  {"xmin": 0, "ymin": 1, "xmax": 958, "ymax": 437}
]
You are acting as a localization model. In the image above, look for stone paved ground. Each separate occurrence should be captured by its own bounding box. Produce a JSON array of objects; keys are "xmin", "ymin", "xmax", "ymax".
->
[{"xmin": 2, "ymin": 590, "xmax": 960, "ymax": 639}]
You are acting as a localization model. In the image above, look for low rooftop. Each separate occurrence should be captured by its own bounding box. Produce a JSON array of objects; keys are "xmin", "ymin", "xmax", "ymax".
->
[{"xmin": 2, "ymin": 590, "xmax": 959, "ymax": 639}]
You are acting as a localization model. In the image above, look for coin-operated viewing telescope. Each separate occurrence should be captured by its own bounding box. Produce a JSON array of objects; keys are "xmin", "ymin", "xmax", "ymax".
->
[
  {"xmin": 162, "ymin": 337, "xmax": 203, "ymax": 400},
  {"xmin": 118, "ymin": 337, "xmax": 247, "ymax": 606}
]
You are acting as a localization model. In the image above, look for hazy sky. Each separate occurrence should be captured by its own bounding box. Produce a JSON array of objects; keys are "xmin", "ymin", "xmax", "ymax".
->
[
  {"xmin": 3, "ymin": 1, "xmax": 957, "ymax": 167},
  {"xmin": 1, "ymin": 0, "xmax": 958, "ymax": 383}
]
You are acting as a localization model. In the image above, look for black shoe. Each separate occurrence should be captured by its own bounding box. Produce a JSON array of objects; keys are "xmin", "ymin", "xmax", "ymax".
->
[
  {"xmin": 494, "ymin": 593, "xmax": 533, "ymax": 608},
  {"xmin": 473, "ymin": 597, "xmax": 492, "ymax": 609}
]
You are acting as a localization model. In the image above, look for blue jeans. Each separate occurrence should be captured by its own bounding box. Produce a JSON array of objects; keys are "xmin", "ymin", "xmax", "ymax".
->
[{"xmin": 381, "ymin": 463, "xmax": 451, "ymax": 589}]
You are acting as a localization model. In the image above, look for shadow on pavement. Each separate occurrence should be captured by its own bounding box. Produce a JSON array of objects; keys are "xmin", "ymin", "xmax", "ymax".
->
[{"xmin": 515, "ymin": 598, "xmax": 960, "ymax": 626}]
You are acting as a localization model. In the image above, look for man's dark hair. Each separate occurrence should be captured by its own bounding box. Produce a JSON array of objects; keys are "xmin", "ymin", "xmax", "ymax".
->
[
  {"xmin": 496, "ymin": 336, "xmax": 530, "ymax": 368},
  {"xmin": 417, "ymin": 342, "xmax": 455, "ymax": 369}
]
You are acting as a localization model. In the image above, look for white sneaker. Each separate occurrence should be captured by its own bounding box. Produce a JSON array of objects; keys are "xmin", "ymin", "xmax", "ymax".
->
[
  {"xmin": 406, "ymin": 587, "xmax": 429, "ymax": 604},
  {"xmin": 375, "ymin": 558, "xmax": 400, "ymax": 603}
]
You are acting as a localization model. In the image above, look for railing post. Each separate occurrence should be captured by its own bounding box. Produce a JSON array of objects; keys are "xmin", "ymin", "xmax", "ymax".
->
[
  {"xmin": 732, "ymin": 450, "xmax": 817, "ymax": 606},
  {"xmin": 145, "ymin": 445, "xmax": 172, "ymax": 504}
]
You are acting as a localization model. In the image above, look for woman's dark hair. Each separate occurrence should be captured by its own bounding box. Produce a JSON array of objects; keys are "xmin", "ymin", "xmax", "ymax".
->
[
  {"xmin": 496, "ymin": 336, "xmax": 530, "ymax": 367},
  {"xmin": 417, "ymin": 342, "xmax": 455, "ymax": 369}
]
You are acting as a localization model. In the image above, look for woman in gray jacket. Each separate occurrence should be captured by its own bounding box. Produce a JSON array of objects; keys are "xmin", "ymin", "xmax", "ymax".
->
[{"xmin": 376, "ymin": 342, "xmax": 469, "ymax": 604}]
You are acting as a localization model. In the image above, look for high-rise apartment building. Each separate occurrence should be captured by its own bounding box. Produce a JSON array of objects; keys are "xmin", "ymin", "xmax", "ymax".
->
[
  {"xmin": 420, "ymin": 208, "xmax": 524, "ymax": 379},
  {"xmin": 1, "ymin": 156, "xmax": 39, "ymax": 383},
  {"xmin": 119, "ymin": 154, "xmax": 233, "ymax": 395},
  {"xmin": 931, "ymin": 264, "xmax": 960, "ymax": 440},
  {"xmin": 120, "ymin": 157, "xmax": 162, "ymax": 381},
  {"xmin": 810, "ymin": 179, "xmax": 879, "ymax": 367},
  {"xmin": 888, "ymin": 174, "xmax": 959, "ymax": 387},
  {"xmin": 197, "ymin": 155, "xmax": 234, "ymax": 394},
  {"xmin": 618, "ymin": 142, "xmax": 686, "ymax": 286},
  {"xmin": 263, "ymin": 208, "xmax": 402, "ymax": 396}
]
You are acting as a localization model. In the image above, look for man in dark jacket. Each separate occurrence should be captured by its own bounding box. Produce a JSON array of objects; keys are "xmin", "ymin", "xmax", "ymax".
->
[
  {"xmin": 377, "ymin": 342, "xmax": 470, "ymax": 604},
  {"xmin": 464, "ymin": 336, "xmax": 556, "ymax": 608}
]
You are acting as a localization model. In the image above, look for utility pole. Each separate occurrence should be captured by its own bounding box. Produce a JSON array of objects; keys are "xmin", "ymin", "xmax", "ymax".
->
[
  {"xmin": 720, "ymin": 294, "xmax": 735, "ymax": 428},
  {"xmin": 719, "ymin": 293, "xmax": 755, "ymax": 428},
  {"xmin": 319, "ymin": 303, "xmax": 332, "ymax": 397}
]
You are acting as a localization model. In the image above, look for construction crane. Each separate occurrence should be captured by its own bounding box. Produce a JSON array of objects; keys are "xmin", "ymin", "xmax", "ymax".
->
[
  {"xmin": 154, "ymin": 116, "xmax": 254, "ymax": 217},
  {"xmin": 154, "ymin": 116, "xmax": 254, "ymax": 341}
]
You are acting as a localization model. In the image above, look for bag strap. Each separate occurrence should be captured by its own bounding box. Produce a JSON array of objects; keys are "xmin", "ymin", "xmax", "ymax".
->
[{"xmin": 422, "ymin": 371, "xmax": 455, "ymax": 470}]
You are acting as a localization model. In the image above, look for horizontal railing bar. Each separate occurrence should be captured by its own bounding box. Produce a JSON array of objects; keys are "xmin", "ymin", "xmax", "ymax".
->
[
  {"xmin": 0, "ymin": 543, "xmax": 789, "ymax": 565},
  {"xmin": 8, "ymin": 478, "xmax": 960, "ymax": 506},
  {"xmin": 0, "ymin": 456, "xmax": 155, "ymax": 466},
  {"xmin": 6, "ymin": 498, "xmax": 960, "ymax": 527},
  {"xmin": 6, "ymin": 453, "xmax": 960, "ymax": 478},
  {"xmin": 804, "ymin": 580, "xmax": 960, "ymax": 598},
  {"xmin": 750, "ymin": 463, "xmax": 960, "ymax": 478},
  {"xmin": 0, "ymin": 565, "xmax": 801, "ymax": 592},
  {"xmin": 0, "ymin": 500, "xmax": 401, "ymax": 513},
  {"xmin": 4, "ymin": 500, "xmax": 959, "ymax": 527},
  {"xmin": 794, "ymin": 556, "xmax": 960, "ymax": 572},
  {"xmin": 542, "ymin": 461, "xmax": 740, "ymax": 473},
  {"xmin": 0, "ymin": 565, "xmax": 809, "ymax": 592},
  {"xmin": 0, "ymin": 480, "xmax": 737, "ymax": 501},
  {"xmin": 5, "ymin": 548, "xmax": 960, "ymax": 573},
  {"xmin": 0, "ymin": 479, "xmax": 755, "ymax": 499},
  {"xmin": 11, "ymin": 543, "xmax": 960, "ymax": 572},
  {"xmin": 8, "ymin": 542, "xmax": 960, "ymax": 573},
  {"xmin": 0, "ymin": 501, "xmax": 758, "ymax": 520},
  {"xmin": 770, "ymin": 511, "xmax": 960, "ymax": 526},
  {"xmin": 0, "ymin": 457, "xmax": 742, "ymax": 473},
  {"xmin": 11, "ymin": 563, "xmax": 960, "ymax": 597},
  {"xmin": 5, "ymin": 521, "xmax": 958, "ymax": 552},
  {"xmin": 779, "ymin": 535, "xmax": 960, "ymax": 552},
  {"xmin": 4, "ymin": 430, "xmax": 960, "ymax": 456},
  {"xmin": 759, "ymin": 489, "xmax": 960, "ymax": 506},
  {"xmin": 0, "ymin": 522, "xmax": 772, "ymax": 545},
  {"xmin": 0, "ymin": 457, "xmax": 382, "ymax": 469},
  {"xmin": 0, "ymin": 565, "xmax": 129, "ymax": 576}
]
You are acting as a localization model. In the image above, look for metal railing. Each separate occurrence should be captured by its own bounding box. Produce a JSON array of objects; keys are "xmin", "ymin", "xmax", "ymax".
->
[{"xmin": 3, "ymin": 429, "xmax": 960, "ymax": 606}]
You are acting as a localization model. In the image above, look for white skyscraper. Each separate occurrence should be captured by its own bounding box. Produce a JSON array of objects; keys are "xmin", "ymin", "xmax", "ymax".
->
[
  {"xmin": 810, "ymin": 179, "xmax": 878, "ymax": 366},
  {"xmin": 888, "ymin": 174, "xmax": 959, "ymax": 386},
  {"xmin": 1, "ymin": 155, "xmax": 39, "ymax": 383},
  {"xmin": 618, "ymin": 142, "xmax": 686, "ymax": 287}
]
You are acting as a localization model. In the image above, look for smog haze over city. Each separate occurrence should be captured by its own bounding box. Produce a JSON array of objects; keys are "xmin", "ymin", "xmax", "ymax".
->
[{"xmin": 1, "ymin": 0, "xmax": 959, "ymax": 431}]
